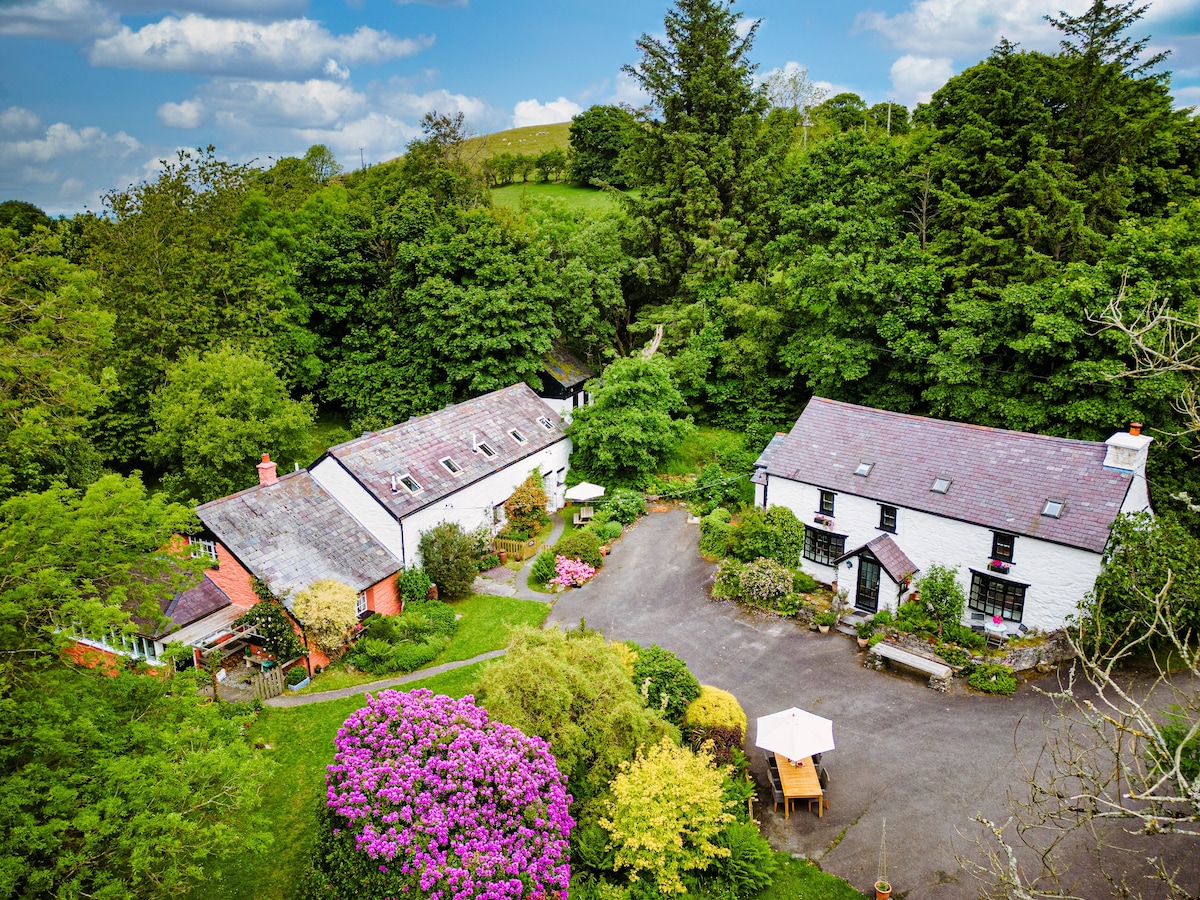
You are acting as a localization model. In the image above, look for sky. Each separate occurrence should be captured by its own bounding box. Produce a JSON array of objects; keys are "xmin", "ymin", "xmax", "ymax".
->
[{"xmin": 1, "ymin": 0, "xmax": 1198, "ymax": 217}]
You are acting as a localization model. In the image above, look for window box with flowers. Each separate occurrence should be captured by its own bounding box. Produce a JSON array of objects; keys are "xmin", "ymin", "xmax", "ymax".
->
[
  {"xmin": 987, "ymin": 559, "xmax": 1011, "ymax": 574},
  {"xmin": 813, "ymin": 514, "xmax": 835, "ymax": 528}
]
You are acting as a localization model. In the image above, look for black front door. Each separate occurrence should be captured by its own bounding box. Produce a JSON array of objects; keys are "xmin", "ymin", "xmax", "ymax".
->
[{"xmin": 856, "ymin": 558, "xmax": 880, "ymax": 613}]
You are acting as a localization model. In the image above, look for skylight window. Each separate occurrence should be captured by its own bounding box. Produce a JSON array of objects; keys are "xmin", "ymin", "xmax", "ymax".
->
[
  {"xmin": 397, "ymin": 474, "xmax": 422, "ymax": 493},
  {"xmin": 1042, "ymin": 499, "xmax": 1064, "ymax": 518},
  {"xmin": 537, "ymin": 416, "xmax": 554, "ymax": 430},
  {"xmin": 855, "ymin": 461, "xmax": 873, "ymax": 477},
  {"xmin": 440, "ymin": 457, "xmax": 461, "ymax": 475},
  {"xmin": 931, "ymin": 477, "xmax": 952, "ymax": 494},
  {"xmin": 509, "ymin": 429, "xmax": 527, "ymax": 445},
  {"xmin": 477, "ymin": 442, "xmax": 496, "ymax": 458}
]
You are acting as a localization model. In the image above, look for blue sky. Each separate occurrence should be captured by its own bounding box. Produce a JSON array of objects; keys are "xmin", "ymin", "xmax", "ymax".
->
[{"xmin": 1, "ymin": 0, "xmax": 1197, "ymax": 216}]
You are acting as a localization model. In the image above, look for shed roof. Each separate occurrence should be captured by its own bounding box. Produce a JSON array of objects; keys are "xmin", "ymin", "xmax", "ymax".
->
[
  {"xmin": 155, "ymin": 574, "xmax": 233, "ymax": 638},
  {"xmin": 765, "ymin": 398, "xmax": 1133, "ymax": 553},
  {"xmin": 540, "ymin": 344, "xmax": 595, "ymax": 390},
  {"xmin": 323, "ymin": 382, "xmax": 568, "ymax": 519},
  {"xmin": 196, "ymin": 470, "xmax": 402, "ymax": 598}
]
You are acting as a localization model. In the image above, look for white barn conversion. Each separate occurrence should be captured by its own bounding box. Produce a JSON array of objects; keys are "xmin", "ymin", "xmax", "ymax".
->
[{"xmin": 753, "ymin": 398, "xmax": 1153, "ymax": 634}]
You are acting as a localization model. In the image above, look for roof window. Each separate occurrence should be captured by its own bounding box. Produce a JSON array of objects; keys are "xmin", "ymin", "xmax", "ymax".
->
[
  {"xmin": 509, "ymin": 429, "xmax": 527, "ymax": 445},
  {"xmin": 537, "ymin": 416, "xmax": 554, "ymax": 430},
  {"xmin": 394, "ymin": 473, "xmax": 422, "ymax": 494},
  {"xmin": 477, "ymin": 442, "xmax": 496, "ymax": 458},
  {"xmin": 855, "ymin": 461, "xmax": 873, "ymax": 477},
  {"xmin": 931, "ymin": 477, "xmax": 952, "ymax": 494},
  {"xmin": 1042, "ymin": 499, "xmax": 1064, "ymax": 518},
  {"xmin": 440, "ymin": 457, "xmax": 461, "ymax": 475}
]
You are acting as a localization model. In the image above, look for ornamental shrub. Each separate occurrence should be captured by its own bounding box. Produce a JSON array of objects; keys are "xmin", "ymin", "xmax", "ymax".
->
[
  {"xmin": 390, "ymin": 639, "xmax": 444, "ymax": 673},
  {"xmin": 916, "ymin": 564, "xmax": 967, "ymax": 632},
  {"xmin": 530, "ymin": 549, "xmax": 558, "ymax": 585},
  {"xmin": 698, "ymin": 508, "xmax": 732, "ymax": 558},
  {"xmin": 792, "ymin": 570, "xmax": 818, "ymax": 593},
  {"xmin": 599, "ymin": 738, "xmax": 732, "ymax": 895},
  {"xmin": 504, "ymin": 473, "xmax": 550, "ymax": 535},
  {"xmin": 685, "ymin": 685, "xmax": 747, "ymax": 739},
  {"xmin": 597, "ymin": 520, "xmax": 623, "ymax": 542},
  {"xmin": 347, "ymin": 637, "xmax": 396, "ymax": 675},
  {"xmin": 711, "ymin": 558, "xmax": 743, "ymax": 600},
  {"xmin": 233, "ymin": 601, "xmax": 302, "ymax": 661},
  {"xmin": 969, "ymin": 662, "xmax": 1017, "ymax": 695},
  {"xmin": 632, "ymin": 644, "xmax": 701, "ymax": 727},
  {"xmin": 737, "ymin": 557, "xmax": 794, "ymax": 608},
  {"xmin": 396, "ymin": 566, "xmax": 432, "ymax": 602},
  {"xmin": 400, "ymin": 599, "xmax": 457, "ymax": 638},
  {"xmin": 292, "ymin": 579, "xmax": 359, "ymax": 655},
  {"xmin": 313, "ymin": 689, "xmax": 572, "ymax": 900},
  {"xmin": 286, "ymin": 665, "xmax": 309, "ymax": 686},
  {"xmin": 605, "ymin": 488, "xmax": 645, "ymax": 525},
  {"xmin": 729, "ymin": 506, "xmax": 804, "ymax": 567},
  {"xmin": 550, "ymin": 555, "xmax": 597, "ymax": 587},
  {"xmin": 554, "ymin": 529, "xmax": 603, "ymax": 569},
  {"xmin": 418, "ymin": 521, "xmax": 478, "ymax": 601},
  {"xmin": 710, "ymin": 821, "xmax": 778, "ymax": 899}
]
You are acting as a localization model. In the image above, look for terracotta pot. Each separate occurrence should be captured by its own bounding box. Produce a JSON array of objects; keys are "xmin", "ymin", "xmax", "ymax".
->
[
  {"xmin": 875, "ymin": 881, "xmax": 892, "ymax": 900},
  {"xmin": 857, "ymin": 637, "xmax": 869, "ymax": 648},
  {"xmin": 498, "ymin": 549, "xmax": 507, "ymax": 564},
  {"xmin": 818, "ymin": 624, "xmax": 830, "ymax": 634}
]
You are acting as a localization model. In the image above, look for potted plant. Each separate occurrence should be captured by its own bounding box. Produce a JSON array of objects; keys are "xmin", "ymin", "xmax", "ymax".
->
[
  {"xmin": 813, "ymin": 610, "xmax": 837, "ymax": 634},
  {"xmin": 855, "ymin": 619, "xmax": 874, "ymax": 648},
  {"xmin": 875, "ymin": 818, "xmax": 891, "ymax": 899}
]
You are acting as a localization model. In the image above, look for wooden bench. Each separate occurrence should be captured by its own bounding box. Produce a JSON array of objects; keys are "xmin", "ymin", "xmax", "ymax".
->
[{"xmin": 867, "ymin": 642, "xmax": 952, "ymax": 691}]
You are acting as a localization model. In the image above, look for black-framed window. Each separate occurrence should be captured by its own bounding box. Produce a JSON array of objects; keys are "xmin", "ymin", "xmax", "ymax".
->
[
  {"xmin": 804, "ymin": 526, "xmax": 846, "ymax": 566},
  {"xmin": 879, "ymin": 505, "xmax": 897, "ymax": 533},
  {"xmin": 969, "ymin": 572, "xmax": 1026, "ymax": 621},
  {"xmin": 991, "ymin": 532, "xmax": 1015, "ymax": 563},
  {"xmin": 819, "ymin": 490, "xmax": 835, "ymax": 515}
]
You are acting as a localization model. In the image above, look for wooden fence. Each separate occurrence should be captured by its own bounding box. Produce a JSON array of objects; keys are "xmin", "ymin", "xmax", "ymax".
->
[
  {"xmin": 494, "ymin": 536, "xmax": 542, "ymax": 562},
  {"xmin": 250, "ymin": 667, "xmax": 285, "ymax": 701}
]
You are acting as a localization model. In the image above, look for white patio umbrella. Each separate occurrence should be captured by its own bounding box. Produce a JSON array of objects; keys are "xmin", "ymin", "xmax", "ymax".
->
[
  {"xmin": 755, "ymin": 707, "xmax": 835, "ymax": 761},
  {"xmin": 564, "ymin": 482, "xmax": 606, "ymax": 502}
]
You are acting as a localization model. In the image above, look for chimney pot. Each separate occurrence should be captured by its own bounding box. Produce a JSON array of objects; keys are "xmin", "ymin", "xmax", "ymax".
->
[
  {"xmin": 256, "ymin": 453, "xmax": 278, "ymax": 486},
  {"xmin": 1129, "ymin": 423, "xmax": 1142, "ymax": 437}
]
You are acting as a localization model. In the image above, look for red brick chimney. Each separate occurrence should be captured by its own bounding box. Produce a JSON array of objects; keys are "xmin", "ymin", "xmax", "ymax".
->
[{"xmin": 256, "ymin": 453, "xmax": 278, "ymax": 486}]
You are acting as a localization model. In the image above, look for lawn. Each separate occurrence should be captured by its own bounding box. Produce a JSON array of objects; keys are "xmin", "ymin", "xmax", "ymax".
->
[
  {"xmin": 660, "ymin": 426, "xmax": 749, "ymax": 476},
  {"xmin": 761, "ymin": 853, "xmax": 871, "ymax": 900},
  {"xmin": 291, "ymin": 593, "xmax": 549, "ymax": 695},
  {"xmin": 491, "ymin": 181, "xmax": 624, "ymax": 214},
  {"xmin": 184, "ymin": 662, "xmax": 490, "ymax": 900}
]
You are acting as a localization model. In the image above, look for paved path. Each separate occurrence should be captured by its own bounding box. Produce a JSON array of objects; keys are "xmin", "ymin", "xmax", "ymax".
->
[
  {"xmin": 263, "ymin": 650, "xmax": 507, "ymax": 708},
  {"xmin": 472, "ymin": 513, "xmax": 565, "ymax": 602}
]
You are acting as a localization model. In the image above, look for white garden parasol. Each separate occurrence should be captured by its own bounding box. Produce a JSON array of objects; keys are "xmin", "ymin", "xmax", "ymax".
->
[
  {"xmin": 755, "ymin": 707, "xmax": 835, "ymax": 761},
  {"xmin": 564, "ymin": 482, "xmax": 606, "ymax": 502}
]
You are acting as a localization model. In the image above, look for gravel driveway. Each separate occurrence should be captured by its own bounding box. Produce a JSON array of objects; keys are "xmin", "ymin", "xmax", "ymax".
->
[{"xmin": 544, "ymin": 506, "xmax": 1196, "ymax": 899}]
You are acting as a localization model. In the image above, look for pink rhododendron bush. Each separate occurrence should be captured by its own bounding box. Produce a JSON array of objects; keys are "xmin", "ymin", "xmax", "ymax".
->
[{"xmin": 304, "ymin": 689, "xmax": 573, "ymax": 900}]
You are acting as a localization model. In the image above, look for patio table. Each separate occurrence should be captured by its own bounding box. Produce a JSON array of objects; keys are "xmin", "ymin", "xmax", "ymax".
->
[{"xmin": 772, "ymin": 753, "xmax": 824, "ymax": 819}]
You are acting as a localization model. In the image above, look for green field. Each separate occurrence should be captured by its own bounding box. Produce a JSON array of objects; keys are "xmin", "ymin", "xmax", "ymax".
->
[
  {"xmin": 463, "ymin": 121, "xmax": 571, "ymax": 160},
  {"xmin": 491, "ymin": 180, "xmax": 624, "ymax": 213}
]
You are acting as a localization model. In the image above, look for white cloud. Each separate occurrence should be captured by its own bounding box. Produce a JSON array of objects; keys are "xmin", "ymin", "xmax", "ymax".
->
[
  {"xmin": 735, "ymin": 17, "xmax": 759, "ymax": 40},
  {"xmin": 0, "ymin": 0, "xmax": 118, "ymax": 41},
  {"xmin": 511, "ymin": 96, "xmax": 583, "ymax": 128},
  {"xmin": 609, "ymin": 70, "xmax": 650, "ymax": 108},
  {"xmin": 376, "ymin": 85, "xmax": 489, "ymax": 121},
  {"xmin": 889, "ymin": 54, "xmax": 955, "ymax": 105},
  {"xmin": 1, "ymin": 120, "xmax": 138, "ymax": 164},
  {"xmin": 292, "ymin": 111, "xmax": 423, "ymax": 167},
  {"xmin": 855, "ymin": 0, "xmax": 1092, "ymax": 59},
  {"xmin": 159, "ymin": 78, "xmax": 367, "ymax": 130},
  {"xmin": 0, "ymin": 106, "xmax": 42, "ymax": 135},
  {"xmin": 1173, "ymin": 84, "xmax": 1200, "ymax": 109},
  {"xmin": 323, "ymin": 58, "xmax": 350, "ymax": 81},
  {"xmin": 88, "ymin": 15, "xmax": 433, "ymax": 78}
]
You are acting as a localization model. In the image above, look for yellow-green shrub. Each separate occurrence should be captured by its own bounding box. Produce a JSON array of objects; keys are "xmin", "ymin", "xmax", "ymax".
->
[{"xmin": 686, "ymin": 685, "xmax": 747, "ymax": 739}]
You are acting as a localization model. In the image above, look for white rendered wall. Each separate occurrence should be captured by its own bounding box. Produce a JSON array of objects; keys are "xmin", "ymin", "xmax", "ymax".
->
[
  {"xmin": 310, "ymin": 457, "xmax": 406, "ymax": 560},
  {"xmin": 764, "ymin": 475, "xmax": 1104, "ymax": 630},
  {"xmin": 402, "ymin": 439, "xmax": 572, "ymax": 567}
]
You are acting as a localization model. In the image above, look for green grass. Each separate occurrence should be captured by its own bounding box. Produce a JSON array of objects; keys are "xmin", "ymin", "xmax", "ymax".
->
[
  {"xmin": 758, "ymin": 853, "xmax": 871, "ymax": 900},
  {"xmin": 292, "ymin": 593, "xmax": 549, "ymax": 695},
  {"xmin": 661, "ymin": 426, "xmax": 748, "ymax": 477},
  {"xmin": 491, "ymin": 180, "xmax": 623, "ymax": 213},
  {"xmin": 185, "ymin": 663, "xmax": 489, "ymax": 900},
  {"xmin": 463, "ymin": 121, "xmax": 571, "ymax": 159}
]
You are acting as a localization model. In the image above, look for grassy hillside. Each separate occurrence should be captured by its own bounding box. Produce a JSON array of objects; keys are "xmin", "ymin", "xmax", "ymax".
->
[{"xmin": 462, "ymin": 121, "xmax": 571, "ymax": 160}]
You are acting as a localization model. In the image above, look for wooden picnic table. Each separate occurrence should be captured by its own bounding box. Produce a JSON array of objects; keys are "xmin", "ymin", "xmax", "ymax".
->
[{"xmin": 773, "ymin": 754, "xmax": 824, "ymax": 819}]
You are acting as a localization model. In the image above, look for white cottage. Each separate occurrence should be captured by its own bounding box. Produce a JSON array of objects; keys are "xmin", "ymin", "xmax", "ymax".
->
[{"xmin": 753, "ymin": 398, "xmax": 1153, "ymax": 634}]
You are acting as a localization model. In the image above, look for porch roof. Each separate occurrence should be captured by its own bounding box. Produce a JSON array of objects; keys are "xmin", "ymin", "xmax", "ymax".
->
[{"xmin": 835, "ymin": 534, "xmax": 919, "ymax": 585}]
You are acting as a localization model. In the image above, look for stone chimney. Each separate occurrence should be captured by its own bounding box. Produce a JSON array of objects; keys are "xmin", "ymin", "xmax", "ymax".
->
[
  {"xmin": 1103, "ymin": 424, "xmax": 1153, "ymax": 473},
  {"xmin": 256, "ymin": 453, "xmax": 278, "ymax": 486}
]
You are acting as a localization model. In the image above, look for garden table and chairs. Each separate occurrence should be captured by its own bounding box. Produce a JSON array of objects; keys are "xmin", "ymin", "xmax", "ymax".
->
[{"xmin": 756, "ymin": 706, "xmax": 835, "ymax": 820}]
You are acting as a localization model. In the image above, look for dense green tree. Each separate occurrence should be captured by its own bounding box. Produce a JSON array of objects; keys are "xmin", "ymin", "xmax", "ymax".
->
[
  {"xmin": 302, "ymin": 143, "xmax": 343, "ymax": 183},
  {"xmin": 147, "ymin": 346, "xmax": 315, "ymax": 503},
  {"xmin": 535, "ymin": 148, "xmax": 569, "ymax": 183},
  {"xmin": 568, "ymin": 105, "xmax": 637, "ymax": 188},
  {"xmin": 568, "ymin": 354, "xmax": 692, "ymax": 483},
  {"xmin": 868, "ymin": 101, "xmax": 910, "ymax": 135},
  {"xmin": 815, "ymin": 92, "xmax": 868, "ymax": 132},
  {"xmin": 621, "ymin": 0, "xmax": 792, "ymax": 297},
  {"xmin": 0, "ymin": 200, "xmax": 51, "ymax": 236},
  {"xmin": 0, "ymin": 228, "xmax": 113, "ymax": 496},
  {"xmin": 479, "ymin": 625, "xmax": 675, "ymax": 802},
  {"xmin": 417, "ymin": 521, "xmax": 479, "ymax": 601},
  {"xmin": 398, "ymin": 111, "xmax": 487, "ymax": 208}
]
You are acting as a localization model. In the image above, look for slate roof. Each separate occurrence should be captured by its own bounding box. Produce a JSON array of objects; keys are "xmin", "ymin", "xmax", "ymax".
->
[
  {"xmin": 323, "ymin": 383, "xmax": 569, "ymax": 519},
  {"xmin": 767, "ymin": 398, "xmax": 1134, "ymax": 553},
  {"xmin": 836, "ymin": 534, "xmax": 919, "ymax": 584},
  {"xmin": 196, "ymin": 470, "xmax": 402, "ymax": 597},
  {"xmin": 751, "ymin": 433, "xmax": 788, "ymax": 486},
  {"xmin": 541, "ymin": 344, "xmax": 595, "ymax": 390},
  {"xmin": 154, "ymin": 574, "xmax": 232, "ymax": 638}
]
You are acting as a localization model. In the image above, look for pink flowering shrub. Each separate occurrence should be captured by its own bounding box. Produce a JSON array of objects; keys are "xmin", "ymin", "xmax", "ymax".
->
[
  {"xmin": 548, "ymin": 555, "xmax": 596, "ymax": 588},
  {"xmin": 313, "ymin": 689, "xmax": 572, "ymax": 900}
]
